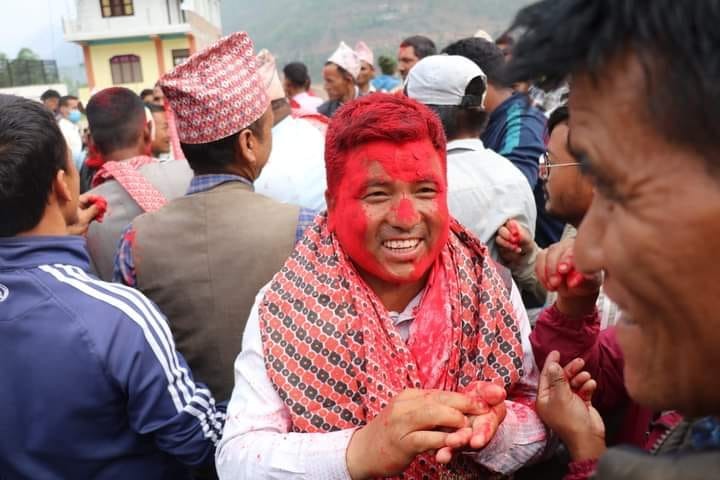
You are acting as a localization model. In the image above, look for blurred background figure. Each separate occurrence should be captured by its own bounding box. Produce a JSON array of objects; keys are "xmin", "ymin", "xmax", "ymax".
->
[
  {"xmin": 139, "ymin": 88, "xmax": 154, "ymax": 104},
  {"xmin": 57, "ymin": 94, "xmax": 84, "ymax": 170},
  {"xmin": 40, "ymin": 89, "xmax": 61, "ymax": 114},
  {"xmin": 354, "ymin": 41, "xmax": 376, "ymax": 95},
  {"xmin": 397, "ymin": 35, "xmax": 436, "ymax": 79},
  {"xmin": 151, "ymin": 84, "xmax": 164, "ymax": 107},
  {"xmin": 372, "ymin": 55, "xmax": 401, "ymax": 92},
  {"xmin": 255, "ymin": 50, "xmax": 327, "ymax": 211},
  {"xmin": 283, "ymin": 61, "xmax": 323, "ymax": 113},
  {"xmin": 148, "ymin": 104, "xmax": 171, "ymax": 160},
  {"xmin": 318, "ymin": 41, "xmax": 360, "ymax": 117}
]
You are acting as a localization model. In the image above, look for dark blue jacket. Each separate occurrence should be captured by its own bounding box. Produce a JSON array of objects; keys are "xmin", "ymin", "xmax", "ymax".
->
[
  {"xmin": 482, "ymin": 93, "xmax": 566, "ymax": 248},
  {"xmin": 0, "ymin": 236, "xmax": 225, "ymax": 480}
]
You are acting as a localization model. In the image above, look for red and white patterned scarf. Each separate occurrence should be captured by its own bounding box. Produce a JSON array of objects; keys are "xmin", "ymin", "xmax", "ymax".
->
[
  {"xmin": 91, "ymin": 156, "xmax": 167, "ymax": 213},
  {"xmin": 259, "ymin": 215, "xmax": 524, "ymax": 479}
]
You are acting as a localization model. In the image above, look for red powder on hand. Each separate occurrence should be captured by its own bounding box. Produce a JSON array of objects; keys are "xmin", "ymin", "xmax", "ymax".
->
[{"xmin": 86, "ymin": 195, "xmax": 108, "ymax": 223}]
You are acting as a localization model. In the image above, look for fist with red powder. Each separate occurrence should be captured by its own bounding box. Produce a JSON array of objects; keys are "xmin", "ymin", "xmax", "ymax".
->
[{"xmin": 67, "ymin": 194, "xmax": 108, "ymax": 236}]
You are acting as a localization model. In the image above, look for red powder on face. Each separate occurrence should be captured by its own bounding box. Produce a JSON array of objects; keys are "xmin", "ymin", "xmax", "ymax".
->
[
  {"xmin": 328, "ymin": 139, "xmax": 450, "ymax": 284},
  {"xmin": 393, "ymin": 197, "xmax": 418, "ymax": 224}
]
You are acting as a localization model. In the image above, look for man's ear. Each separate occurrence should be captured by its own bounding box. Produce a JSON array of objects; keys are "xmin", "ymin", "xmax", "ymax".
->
[
  {"xmin": 237, "ymin": 128, "xmax": 256, "ymax": 166},
  {"xmin": 54, "ymin": 168, "xmax": 73, "ymax": 205}
]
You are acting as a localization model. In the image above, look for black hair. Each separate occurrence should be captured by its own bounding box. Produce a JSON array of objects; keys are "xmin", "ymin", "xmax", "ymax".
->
[
  {"xmin": 400, "ymin": 36, "xmax": 437, "ymax": 59},
  {"xmin": 180, "ymin": 117, "xmax": 265, "ymax": 173},
  {"xmin": 378, "ymin": 55, "xmax": 396, "ymax": 76},
  {"xmin": 547, "ymin": 106, "xmax": 569, "ymax": 135},
  {"xmin": 58, "ymin": 95, "xmax": 78, "ymax": 108},
  {"xmin": 139, "ymin": 88, "xmax": 154, "ymax": 99},
  {"xmin": 86, "ymin": 87, "xmax": 147, "ymax": 156},
  {"xmin": 504, "ymin": 0, "xmax": 720, "ymax": 160},
  {"xmin": 40, "ymin": 89, "xmax": 61, "ymax": 102},
  {"xmin": 427, "ymin": 76, "xmax": 489, "ymax": 139},
  {"xmin": 442, "ymin": 37, "xmax": 508, "ymax": 87},
  {"xmin": 283, "ymin": 62, "xmax": 311, "ymax": 90},
  {"xmin": 0, "ymin": 94, "xmax": 68, "ymax": 236}
]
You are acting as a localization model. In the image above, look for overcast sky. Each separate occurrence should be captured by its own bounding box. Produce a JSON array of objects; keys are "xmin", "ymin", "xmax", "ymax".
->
[{"xmin": 0, "ymin": 0, "xmax": 82, "ymax": 65}]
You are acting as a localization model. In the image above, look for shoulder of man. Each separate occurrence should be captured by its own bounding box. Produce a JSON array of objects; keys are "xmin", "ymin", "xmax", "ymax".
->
[{"xmin": 33, "ymin": 264, "xmax": 157, "ymax": 349}]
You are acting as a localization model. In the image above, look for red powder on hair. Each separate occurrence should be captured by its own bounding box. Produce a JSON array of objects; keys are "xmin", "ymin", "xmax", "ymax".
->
[{"xmin": 324, "ymin": 93, "xmax": 447, "ymax": 200}]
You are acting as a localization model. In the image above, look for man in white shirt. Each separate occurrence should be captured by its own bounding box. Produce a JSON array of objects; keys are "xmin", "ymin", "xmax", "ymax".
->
[
  {"xmin": 405, "ymin": 54, "xmax": 536, "ymax": 261},
  {"xmin": 283, "ymin": 62, "xmax": 324, "ymax": 113},
  {"xmin": 57, "ymin": 95, "xmax": 83, "ymax": 168},
  {"xmin": 216, "ymin": 93, "xmax": 546, "ymax": 479},
  {"xmin": 255, "ymin": 50, "xmax": 327, "ymax": 211}
]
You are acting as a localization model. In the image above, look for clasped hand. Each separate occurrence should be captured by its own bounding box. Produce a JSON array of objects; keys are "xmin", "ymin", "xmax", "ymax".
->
[{"xmin": 346, "ymin": 382, "xmax": 507, "ymax": 479}]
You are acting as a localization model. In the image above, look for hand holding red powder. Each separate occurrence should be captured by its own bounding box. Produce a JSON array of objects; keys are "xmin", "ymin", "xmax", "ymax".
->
[
  {"xmin": 536, "ymin": 237, "xmax": 602, "ymax": 316},
  {"xmin": 435, "ymin": 382, "xmax": 507, "ymax": 463},
  {"xmin": 67, "ymin": 194, "xmax": 107, "ymax": 236},
  {"xmin": 84, "ymin": 195, "xmax": 108, "ymax": 223},
  {"xmin": 496, "ymin": 219, "xmax": 534, "ymax": 267},
  {"xmin": 345, "ymin": 389, "xmax": 489, "ymax": 479}
]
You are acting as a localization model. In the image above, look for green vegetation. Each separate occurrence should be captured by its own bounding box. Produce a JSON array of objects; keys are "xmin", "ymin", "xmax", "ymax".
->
[{"xmin": 222, "ymin": 0, "xmax": 533, "ymax": 79}]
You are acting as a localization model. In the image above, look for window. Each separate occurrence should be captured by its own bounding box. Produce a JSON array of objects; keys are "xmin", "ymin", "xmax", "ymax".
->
[
  {"xmin": 100, "ymin": 0, "xmax": 134, "ymax": 18},
  {"xmin": 110, "ymin": 55, "xmax": 142, "ymax": 84},
  {"xmin": 172, "ymin": 49, "xmax": 190, "ymax": 66}
]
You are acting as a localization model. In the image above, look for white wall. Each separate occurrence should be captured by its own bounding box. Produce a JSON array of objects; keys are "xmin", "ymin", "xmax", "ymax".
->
[
  {"xmin": 76, "ymin": 0, "xmax": 176, "ymax": 32},
  {"xmin": 0, "ymin": 83, "xmax": 68, "ymax": 102},
  {"xmin": 74, "ymin": 0, "xmax": 219, "ymax": 33}
]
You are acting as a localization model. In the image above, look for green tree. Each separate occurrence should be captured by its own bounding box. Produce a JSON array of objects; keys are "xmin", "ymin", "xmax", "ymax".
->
[{"xmin": 16, "ymin": 48, "xmax": 40, "ymax": 60}]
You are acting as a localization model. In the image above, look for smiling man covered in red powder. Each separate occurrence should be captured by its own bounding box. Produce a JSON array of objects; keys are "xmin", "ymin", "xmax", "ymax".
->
[{"xmin": 216, "ymin": 94, "xmax": 547, "ymax": 479}]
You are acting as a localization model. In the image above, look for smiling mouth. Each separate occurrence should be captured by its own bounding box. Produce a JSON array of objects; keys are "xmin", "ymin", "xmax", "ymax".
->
[{"xmin": 382, "ymin": 239, "xmax": 421, "ymax": 251}]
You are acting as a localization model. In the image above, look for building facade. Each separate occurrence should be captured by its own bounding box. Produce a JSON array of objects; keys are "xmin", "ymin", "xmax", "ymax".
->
[{"xmin": 64, "ymin": 0, "xmax": 221, "ymax": 101}]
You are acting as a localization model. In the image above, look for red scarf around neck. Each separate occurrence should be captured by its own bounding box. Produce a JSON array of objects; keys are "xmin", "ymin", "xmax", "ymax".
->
[{"xmin": 259, "ymin": 215, "xmax": 524, "ymax": 479}]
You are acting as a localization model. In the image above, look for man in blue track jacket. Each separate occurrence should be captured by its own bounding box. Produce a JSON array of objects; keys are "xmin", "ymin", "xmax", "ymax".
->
[{"xmin": 0, "ymin": 94, "xmax": 225, "ymax": 479}]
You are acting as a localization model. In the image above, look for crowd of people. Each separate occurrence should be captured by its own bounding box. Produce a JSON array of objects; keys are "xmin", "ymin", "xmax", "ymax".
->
[{"xmin": 2, "ymin": 0, "xmax": 720, "ymax": 479}]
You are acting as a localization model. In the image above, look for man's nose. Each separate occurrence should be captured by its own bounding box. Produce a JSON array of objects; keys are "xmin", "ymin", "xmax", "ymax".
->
[
  {"xmin": 574, "ymin": 196, "xmax": 606, "ymax": 275},
  {"xmin": 388, "ymin": 197, "xmax": 420, "ymax": 229}
]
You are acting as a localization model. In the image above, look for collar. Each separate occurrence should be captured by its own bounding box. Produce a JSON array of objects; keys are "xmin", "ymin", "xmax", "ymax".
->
[
  {"xmin": 187, "ymin": 174, "xmax": 254, "ymax": 195},
  {"xmin": 0, "ymin": 236, "xmax": 90, "ymax": 271},
  {"xmin": 490, "ymin": 92, "xmax": 527, "ymax": 119},
  {"xmin": 388, "ymin": 289, "xmax": 425, "ymax": 327},
  {"xmin": 447, "ymin": 138, "xmax": 487, "ymax": 154}
]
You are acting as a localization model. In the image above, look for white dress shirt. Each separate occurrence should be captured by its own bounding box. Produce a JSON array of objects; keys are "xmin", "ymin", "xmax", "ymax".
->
[
  {"xmin": 216, "ymin": 281, "xmax": 546, "ymax": 479},
  {"xmin": 292, "ymin": 92, "xmax": 324, "ymax": 113},
  {"xmin": 255, "ymin": 115, "xmax": 327, "ymax": 212},
  {"xmin": 446, "ymin": 138, "xmax": 537, "ymax": 261},
  {"xmin": 58, "ymin": 117, "xmax": 83, "ymax": 166}
]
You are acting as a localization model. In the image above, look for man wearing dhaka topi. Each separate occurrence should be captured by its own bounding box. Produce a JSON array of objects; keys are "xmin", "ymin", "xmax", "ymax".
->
[{"xmin": 216, "ymin": 94, "xmax": 547, "ymax": 479}]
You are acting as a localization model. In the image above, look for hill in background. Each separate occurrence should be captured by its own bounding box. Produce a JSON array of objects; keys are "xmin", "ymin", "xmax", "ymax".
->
[{"xmin": 222, "ymin": 0, "xmax": 533, "ymax": 82}]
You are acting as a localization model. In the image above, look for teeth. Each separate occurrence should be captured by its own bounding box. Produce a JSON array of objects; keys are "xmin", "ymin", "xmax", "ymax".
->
[{"xmin": 383, "ymin": 239, "xmax": 420, "ymax": 250}]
